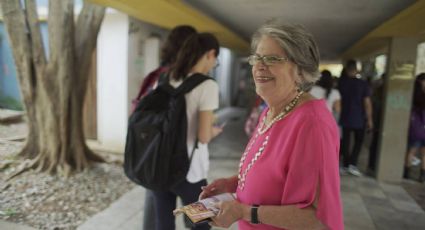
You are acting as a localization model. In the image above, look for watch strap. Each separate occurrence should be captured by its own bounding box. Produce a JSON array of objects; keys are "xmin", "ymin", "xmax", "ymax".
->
[{"xmin": 251, "ymin": 204, "xmax": 260, "ymax": 224}]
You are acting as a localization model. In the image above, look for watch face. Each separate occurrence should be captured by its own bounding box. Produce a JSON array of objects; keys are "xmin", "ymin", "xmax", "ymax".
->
[{"xmin": 251, "ymin": 205, "xmax": 260, "ymax": 224}]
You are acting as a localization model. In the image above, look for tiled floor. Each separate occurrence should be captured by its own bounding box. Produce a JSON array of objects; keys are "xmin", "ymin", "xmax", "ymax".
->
[
  {"xmin": 7, "ymin": 107, "xmax": 425, "ymax": 230},
  {"xmin": 208, "ymin": 108, "xmax": 425, "ymax": 230}
]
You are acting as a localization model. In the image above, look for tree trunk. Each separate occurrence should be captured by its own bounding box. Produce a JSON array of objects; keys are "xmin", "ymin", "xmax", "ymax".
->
[{"xmin": 0, "ymin": 0, "xmax": 105, "ymax": 176}]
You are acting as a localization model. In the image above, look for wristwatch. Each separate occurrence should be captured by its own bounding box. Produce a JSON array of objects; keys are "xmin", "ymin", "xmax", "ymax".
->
[{"xmin": 251, "ymin": 204, "xmax": 260, "ymax": 224}]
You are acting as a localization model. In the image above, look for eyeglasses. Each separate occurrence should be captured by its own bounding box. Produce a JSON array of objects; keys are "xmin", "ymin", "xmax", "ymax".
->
[{"xmin": 247, "ymin": 54, "xmax": 289, "ymax": 66}]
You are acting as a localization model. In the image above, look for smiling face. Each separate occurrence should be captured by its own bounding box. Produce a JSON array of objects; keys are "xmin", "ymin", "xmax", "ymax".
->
[{"xmin": 252, "ymin": 36, "xmax": 299, "ymax": 104}]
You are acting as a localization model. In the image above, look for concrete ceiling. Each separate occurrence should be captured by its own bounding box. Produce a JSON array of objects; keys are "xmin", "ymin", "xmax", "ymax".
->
[
  {"xmin": 183, "ymin": 0, "xmax": 417, "ymax": 61},
  {"xmin": 87, "ymin": 0, "xmax": 425, "ymax": 62},
  {"xmin": 87, "ymin": 0, "xmax": 250, "ymax": 51}
]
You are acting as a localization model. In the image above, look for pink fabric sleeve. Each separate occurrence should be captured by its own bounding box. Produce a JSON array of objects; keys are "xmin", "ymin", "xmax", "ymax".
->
[
  {"xmin": 282, "ymin": 120, "xmax": 322, "ymax": 208},
  {"xmin": 281, "ymin": 118, "xmax": 342, "ymax": 229}
]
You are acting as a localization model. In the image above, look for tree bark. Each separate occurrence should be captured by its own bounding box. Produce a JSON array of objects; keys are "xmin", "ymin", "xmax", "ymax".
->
[{"xmin": 0, "ymin": 0, "xmax": 105, "ymax": 176}]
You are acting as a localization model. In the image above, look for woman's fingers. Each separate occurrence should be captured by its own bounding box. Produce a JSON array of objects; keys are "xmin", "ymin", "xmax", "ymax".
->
[
  {"xmin": 199, "ymin": 185, "xmax": 217, "ymax": 199},
  {"xmin": 199, "ymin": 181, "xmax": 222, "ymax": 199},
  {"xmin": 199, "ymin": 177, "xmax": 234, "ymax": 199}
]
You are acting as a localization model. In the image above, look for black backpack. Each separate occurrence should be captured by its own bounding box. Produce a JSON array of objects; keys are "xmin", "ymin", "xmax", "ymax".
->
[{"xmin": 124, "ymin": 73, "xmax": 213, "ymax": 191}]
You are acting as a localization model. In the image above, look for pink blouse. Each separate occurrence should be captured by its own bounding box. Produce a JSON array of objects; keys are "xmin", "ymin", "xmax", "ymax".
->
[{"xmin": 236, "ymin": 99, "xmax": 343, "ymax": 230}]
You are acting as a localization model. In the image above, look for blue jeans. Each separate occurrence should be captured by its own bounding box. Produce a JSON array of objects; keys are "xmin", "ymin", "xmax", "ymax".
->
[
  {"xmin": 408, "ymin": 139, "xmax": 425, "ymax": 148},
  {"xmin": 152, "ymin": 179, "xmax": 210, "ymax": 230}
]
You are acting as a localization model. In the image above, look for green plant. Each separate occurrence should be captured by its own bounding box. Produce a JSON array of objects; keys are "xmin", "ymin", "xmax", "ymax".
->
[
  {"xmin": 0, "ymin": 96, "xmax": 24, "ymax": 111},
  {"xmin": 0, "ymin": 208, "xmax": 18, "ymax": 216}
]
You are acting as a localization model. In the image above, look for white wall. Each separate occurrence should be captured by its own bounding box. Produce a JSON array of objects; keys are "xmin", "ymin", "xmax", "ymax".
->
[
  {"xmin": 416, "ymin": 42, "xmax": 425, "ymax": 75},
  {"xmin": 96, "ymin": 10, "xmax": 129, "ymax": 152},
  {"xmin": 95, "ymin": 13, "xmax": 168, "ymax": 153},
  {"xmin": 144, "ymin": 36, "xmax": 161, "ymax": 74},
  {"xmin": 127, "ymin": 19, "xmax": 166, "ymax": 114},
  {"xmin": 214, "ymin": 47, "xmax": 234, "ymax": 107}
]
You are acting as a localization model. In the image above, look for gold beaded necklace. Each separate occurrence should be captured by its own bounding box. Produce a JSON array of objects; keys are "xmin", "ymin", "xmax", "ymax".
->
[
  {"xmin": 258, "ymin": 91, "xmax": 304, "ymax": 135},
  {"xmin": 237, "ymin": 91, "xmax": 304, "ymax": 190}
]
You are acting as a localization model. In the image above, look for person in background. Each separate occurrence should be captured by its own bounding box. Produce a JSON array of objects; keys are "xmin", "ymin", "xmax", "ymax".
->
[
  {"xmin": 133, "ymin": 25, "xmax": 197, "ymax": 230},
  {"xmin": 131, "ymin": 25, "xmax": 197, "ymax": 112},
  {"xmin": 404, "ymin": 73, "xmax": 425, "ymax": 182},
  {"xmin": 152, "ymin": 32, "xmax": 223, "ymax": 230},
  {"xmin": 244, "ymin": 95, "xmax": 267, "ymax": 137},
  {"xmin": 338, "ymin": 59, "xmax": 373, "ymax": 177},
  {"xmin": 200, "ymin": 22, "xmax": 343, "ymax": 230},
  {"xmin": 309, "ymin": 69, "xmax": 341, "ymax": 120}
]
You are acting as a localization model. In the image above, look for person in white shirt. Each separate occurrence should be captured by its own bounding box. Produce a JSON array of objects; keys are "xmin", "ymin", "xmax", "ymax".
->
[
  {"xmin": 309, "ymin": 70, "xmax": 341, "ymax": 119},
  {"xmin": 152, "ymin": 32, "xmax": 222, "ymax": 230}
]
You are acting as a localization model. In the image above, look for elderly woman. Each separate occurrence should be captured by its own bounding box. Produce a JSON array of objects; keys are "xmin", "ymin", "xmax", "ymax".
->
[{"xmin": 200, "ymin": 23, "xmax": 343, "ymax": 229}]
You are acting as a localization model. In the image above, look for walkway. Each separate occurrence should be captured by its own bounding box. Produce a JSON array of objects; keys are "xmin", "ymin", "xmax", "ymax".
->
[
  {"xmin": 2, "ymin": 107, "xmax": 425, "ymax": 229},
  {"xmin": 77, "ymin": 107, "xmax": 425, "ymax": 230}
]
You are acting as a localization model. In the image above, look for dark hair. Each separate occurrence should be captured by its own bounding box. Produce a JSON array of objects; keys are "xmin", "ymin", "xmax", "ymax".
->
[
  {"xmin": 317, "ymin": 70, "xmax": 334, "ymax": 99},
  {"xmin": 341, "ymin": 59, "xmax": 357, "ymax": 78},
  {"xmin": 412, "ymin": 73, "xmax": 425, "ymax": 111},
  {"xmin": 170, "ymin": 33, "xmax": 220, "ymax": 80},
  {"xmin": 160, "ymin": 25, "xmax": 197, "ymax": 64}
]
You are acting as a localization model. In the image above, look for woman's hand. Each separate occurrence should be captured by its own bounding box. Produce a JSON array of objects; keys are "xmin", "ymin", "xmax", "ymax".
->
[
  {"xmin": 199, "ymin": 176, "xmax": 238, "ymax": 200},
  {"xmin": 210, "ymin": 200, "xmax": 247, "ymax": 228},
  {"xmin": 211, "ymin": 125, "xmax": 223, "ymax": 138}
]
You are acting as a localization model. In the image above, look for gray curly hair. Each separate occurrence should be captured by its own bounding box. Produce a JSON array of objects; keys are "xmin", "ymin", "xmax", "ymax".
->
[{"xmin": 251, "ymin": 22, "xmax": 320, "ymax": 91}]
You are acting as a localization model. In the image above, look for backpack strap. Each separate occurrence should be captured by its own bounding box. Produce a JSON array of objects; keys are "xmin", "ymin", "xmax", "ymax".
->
[
  {"xmin": 157, "ymin": 71, "xmax": 169, "ymax": 85},
  {"xmin": 188, "ymin": 138, "xmax": 198, "ymax": 164},
  {"xmin": 159, "ymin": 73, "xmax": 214, "ymax": 96},
  {"xmin": 182, "ymin": 74, "xmax": 213, "ymax": 165},
  {"xmin": 177, "ymin": 73, "xmax": 214, "ymax": 95},
  {"xmin": 137, "ymin": 66, "xmax": 169, "ymax": 99}
]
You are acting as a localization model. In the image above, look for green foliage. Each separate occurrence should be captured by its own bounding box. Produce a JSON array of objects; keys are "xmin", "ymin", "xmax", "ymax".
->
[
  {"xmin": 0, "ymin": 96, "xmax": 24, "ymax": 111},
  {"xmin": 0, "ymin": 208, "xmax": 18, "ymax": 217}
]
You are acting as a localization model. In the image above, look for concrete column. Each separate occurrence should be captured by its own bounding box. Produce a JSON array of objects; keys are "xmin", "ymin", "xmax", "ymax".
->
[
  {"xmin": 416, "ymin": 42, "xmax": 425, "ymax": 74},
  {"xmin": 376, "ymin": 37, "xmax": 418, "ymax": 182},
  {"xmin": 143, "ymin": 36, "xmax": 160, "ymax": 75},
  {"xmin": 96, "ymin": 10, "xmax": 129, "ymax": 152},
  {"xmin": 214, "ymin": 47, "xmax": 234, "ymax": 107}
]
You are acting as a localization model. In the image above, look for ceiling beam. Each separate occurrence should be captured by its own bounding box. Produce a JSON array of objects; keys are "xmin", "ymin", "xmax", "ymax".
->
[
  {"xmin": 87, "ymin": 0, "xmax": 250, "ymax": 53},
  {"xmin": 343, "ymin": 0, "xmax": 425, "ymax": 59}
]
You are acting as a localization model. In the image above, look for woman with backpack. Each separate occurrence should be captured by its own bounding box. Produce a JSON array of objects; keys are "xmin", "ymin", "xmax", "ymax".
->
[
  {"xmin": 152, "ymin": 32, "xmax": 223, "ymax": 230},
  {"xmin": 134, "ymin": 25, "xmax": 197, "ymax": 230}
]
